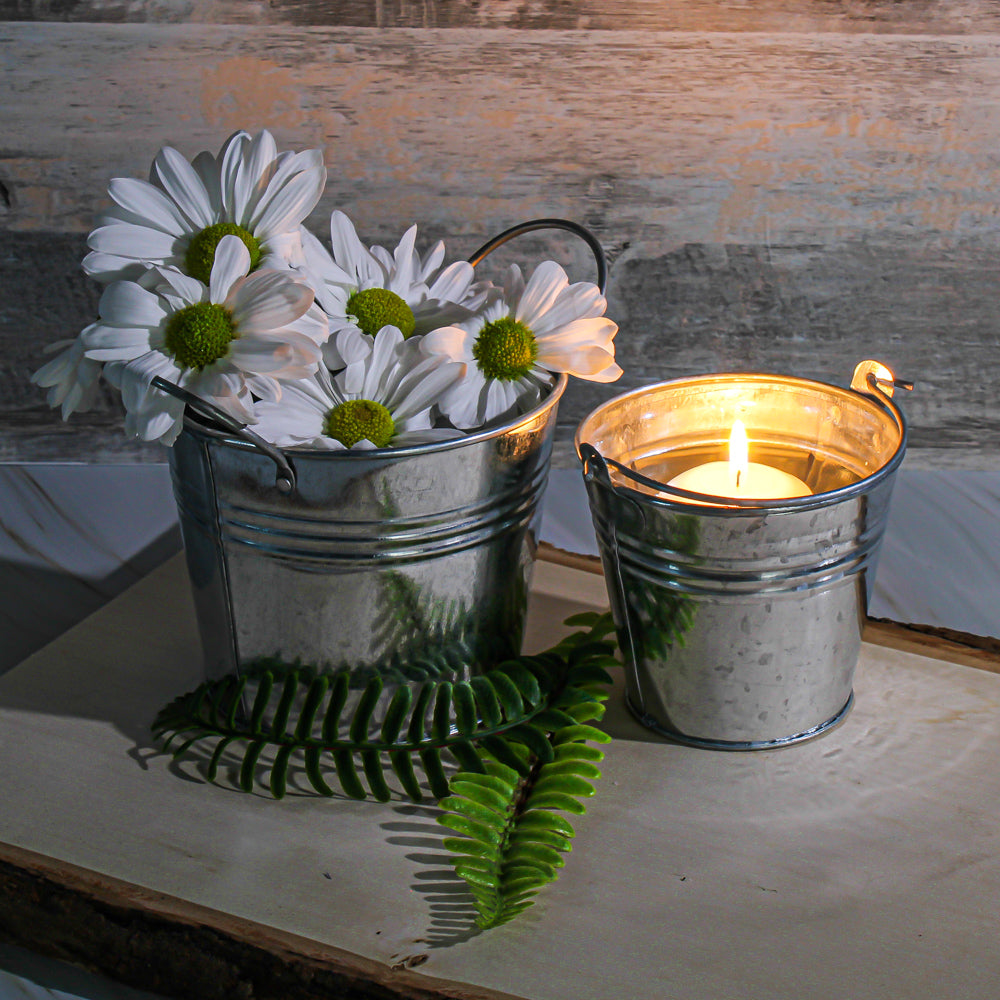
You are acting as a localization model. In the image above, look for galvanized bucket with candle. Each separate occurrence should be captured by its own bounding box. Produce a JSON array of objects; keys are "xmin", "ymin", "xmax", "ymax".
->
[{"xmin": 576, "ymin": 361, "xmax": 909, "ymax": 749}]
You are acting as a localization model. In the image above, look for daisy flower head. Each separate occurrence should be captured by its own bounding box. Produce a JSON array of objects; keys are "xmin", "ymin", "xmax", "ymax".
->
[
  {"xmin": 79, "ymin": 234, "xmax": 328, "ymax": 446},
  {"xmin": 420, "ymin": 260, "xmax": 622, "ymax": 429},
  {"xmin": 83, "ymin": 129, "xmax": 327, "ymax": 285},
  {"xmin": 299, "ymin": 210, "xmax": 481, "ymax": 371},
  {"xmin": 253, "ymin": 325, "xmax": 464, "ymax": 451},
  {"xmin": 31, "ymin": 335, "xmax": 103, "ymax": 419}
]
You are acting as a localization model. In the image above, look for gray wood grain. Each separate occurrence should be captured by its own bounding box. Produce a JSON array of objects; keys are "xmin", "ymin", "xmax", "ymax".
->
[
  {"xmin": 4, "ymin": 0, "xmax": 1000, "ymax": 33},
  {"xmin": 2, "ymin": 19, "xmax": 999, "ymax": 466}
]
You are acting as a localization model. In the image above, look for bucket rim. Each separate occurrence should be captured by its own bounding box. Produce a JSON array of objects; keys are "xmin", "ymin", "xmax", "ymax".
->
[
  {"xmin": 181, "ymin": 372, "xmax": 568, "ymax": 459},
  {"xmin": 575, "ymin": 370, "xmax": 908, "ymax": 512}
]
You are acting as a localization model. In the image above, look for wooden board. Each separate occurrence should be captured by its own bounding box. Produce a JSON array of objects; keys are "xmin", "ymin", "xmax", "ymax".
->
[
  {"xmin": 4, "ymin": 551, "xmax": 1000, "ymax": 999},
  {"xmin": 4, "ymin": 7, "xmax": 1000, "ymax": 466}
]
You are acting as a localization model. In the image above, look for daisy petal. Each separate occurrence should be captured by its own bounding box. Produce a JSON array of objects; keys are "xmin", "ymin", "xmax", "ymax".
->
[
  {"xmin": 217, "ymin": 130, "xmax": 250, "ymax": 224},
  {"xmin": 228, "ymin": 334, "xmax": 312, "ymax": 375},
  {"xmin": 420, "ymin": 325, "xmax": 473, "ymax": 362},
  {"xmin": 438, "ymin": 372, "xmax": 489, "ymax": 429},
  {"xmin": 515, "ymin": 260, "xmax": 567, "ymax": 327},
  {"xmin": 244, "ymin": 373, "xmax": 282, "ymax": 403},
  {"xmin": 252, "ymin": 164, "xmax": 327, "ymax": 236},
  {"xmin": 361, "ymin": 326, "xmax": 404, "ymax": 398},
  {"xmin": 427, "ymin": 260, "xmax": 475, "ymax": 303},
  {"xmin": 264, "ymin": 229, "xmax": 305, "ymax": 269},
  {"xmin": 485, "ymin": 377, "xmax": 519, "ymax": 423},
  {"xmin": 88, "ymin": 223, "xmax": 180, "ymax": 262},
  {"xmin": 536, "ymin": 316, "xmax": 618, "ymax": 352},
  {"xmin": 151, "ymin": 266, "xmax": 205, "ymax": 305},
  {"xmin": 391, "ymin": 360, "xmax": 463, "ymax": 421},
  {"xmin": 537, "ymin": 343, "xmax": 622, "ymax": 381},
  {"xmin": 81, "ymin": 324, "xmax": 153, "ymax": 361},
  {"xmin": 81, "ymin": 251, "xmax": 149, "ymax": 284},
  {"xmin": 151, "ymin": 145, "xmax": 214, "ymax": 230},
  {"xmin": 209, "ymin": 235, "xmax": 251, "ymax": 302},
  {"xmin": 531, "ymin": 285, "xmax": 608, "ymax": 335},
  {"xmin": 234, "ymin": 130, "xmax": 279, "ymax": 225},
  {"xmin": 419, "ymin": 240, "xmax": 446, "ymax": 282},
  {"xmin": 387, "ymin": 225, "xmax": 417, "ymax": 297},
  {"xmin": 229, "ymin": 270, "xmax": 314, "ymax": 331},
  {"xmin": 330, "ymin": 210, "xmax": 381, "ymax": 286},
  {"xmin": 254, "ymin": 148, "xmax": 322, "ymax": 220},
  {"xmin": 108, "ymin": 177, "xmax": 190, "ymax": 236},
  {"xmin": 98, "ymin": 281, "xmax": 168, "ymax": 328},
  {"xmin": 191, "ymin": 150, "xmax": 223, "ymax": 215},
  {"xmin": 289, "ymin": 301, "xmax": 330, "ymax": 347}
]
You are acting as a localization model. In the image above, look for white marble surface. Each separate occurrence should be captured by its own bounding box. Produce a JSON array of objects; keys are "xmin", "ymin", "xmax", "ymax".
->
[{"xmin": 1, "ymin": 459, "xmax": 1000, "ymax": 1000}]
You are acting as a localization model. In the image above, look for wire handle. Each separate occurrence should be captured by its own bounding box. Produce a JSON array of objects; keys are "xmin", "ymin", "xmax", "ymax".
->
[
  {"xmin": 152, "ymin": 376, "xmax": 297, "ymax": 493},
  {"xmin": 468, "ymin": 218, "xmax": 609, "ymax": 294}
]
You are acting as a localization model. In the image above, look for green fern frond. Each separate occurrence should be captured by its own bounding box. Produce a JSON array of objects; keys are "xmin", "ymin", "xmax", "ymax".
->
[
  {"xmin": 439, "ymin": 723, "xmax": 607, "ymax": 928},
  {"xmin": 152, "ymin": 612, "xmax": 618, "ymax": 811},
  {"xmin": 437, "ymin": 613, "xmax": 615, "ymax": 928}
]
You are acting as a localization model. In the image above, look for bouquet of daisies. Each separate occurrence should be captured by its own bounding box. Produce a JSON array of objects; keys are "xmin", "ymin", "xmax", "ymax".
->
[{"xmin": 33, "ymin": 130, "xmax": 622, "ymax": 451}]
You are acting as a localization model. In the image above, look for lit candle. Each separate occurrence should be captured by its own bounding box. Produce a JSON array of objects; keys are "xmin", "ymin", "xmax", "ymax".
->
[{"xmin": 667, "ymin": 420, "xmax": 812, "ymax": 501}]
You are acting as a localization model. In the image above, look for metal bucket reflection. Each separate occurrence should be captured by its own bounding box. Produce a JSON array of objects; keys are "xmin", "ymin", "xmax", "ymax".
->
[
  {"xmin": 169, "ymin": 374, "xmax": 566, "ymax": 683},
  {"xmin": 576, "ymin": 367, "xmax": 907, "ymax": 749}
]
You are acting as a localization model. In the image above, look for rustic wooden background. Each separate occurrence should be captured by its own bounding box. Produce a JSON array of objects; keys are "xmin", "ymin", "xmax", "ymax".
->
[{"xmin": 3, "ymin": 1, "xmax": 1000, "ymax": 467}]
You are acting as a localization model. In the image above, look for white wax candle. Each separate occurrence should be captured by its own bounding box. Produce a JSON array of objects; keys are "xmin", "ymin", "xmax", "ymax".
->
[
  {"xmin": 666, "ymin": 420, "xmax": 812, "ymax": 501},
  {"xmin": 667, "ymin": 461, "xmax": 811, "ymax": 499}
]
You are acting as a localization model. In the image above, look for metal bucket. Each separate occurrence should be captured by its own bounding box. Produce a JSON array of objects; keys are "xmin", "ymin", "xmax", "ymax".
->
[
  {"xmin": 169, "ymin": 373, "xmax": 567, "ymax": 683},
  {"xmin": 163, "ymin": 218, "xmax": 606, "ymax": 685},
  {"xmin": 576, "ymin": 363, "xmax": 908, "ymax": 749}
]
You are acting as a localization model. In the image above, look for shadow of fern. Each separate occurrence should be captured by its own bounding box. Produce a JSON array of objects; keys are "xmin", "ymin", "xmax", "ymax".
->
[
  {"xmin": 382, "ymin": 809, "xmax": 482, "ymax": 947},
  {"xmin": 160, "ymin": 736, "xmax": 450, "ymax": 802}
]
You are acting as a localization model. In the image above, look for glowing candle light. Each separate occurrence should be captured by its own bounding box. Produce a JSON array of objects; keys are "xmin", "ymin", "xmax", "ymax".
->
[{"xmin": 666, "ymin": 420, "xmax": 812, "ymax": 501}]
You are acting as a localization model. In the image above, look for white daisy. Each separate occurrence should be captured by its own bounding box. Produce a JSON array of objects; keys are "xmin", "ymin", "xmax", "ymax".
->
[
  {"xmin": 299, "ymin": 210, "xmax": 481, "ymax": 375},
  {"xmin": 420, "ymin": 260, "xmax": 622, "ymax": 429},
  {"xmin": 31, "ymin": 335, "xmax": 103, "ymax": 419},
  {"xmin": 83, "ymin": 129, "xmax": 327, "ymax": 285},
  {"xmin": 79, "ymin": 235, "xmax": 328, "ymax": 445},
  {"xmin": 253, "ymin": 326, "xmax": 464, "ymax": 451}
]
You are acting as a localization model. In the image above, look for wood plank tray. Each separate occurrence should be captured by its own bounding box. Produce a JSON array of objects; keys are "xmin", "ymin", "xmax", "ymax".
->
[{"xmin": 3, "ymin": 549, "xmax": 1000, "ymax": 1000}]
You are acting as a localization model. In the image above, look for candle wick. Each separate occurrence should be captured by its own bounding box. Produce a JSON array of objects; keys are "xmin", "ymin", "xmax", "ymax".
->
[{"xmin": 736, "ymin": 470, "xmax": 741, "ymax": 489}]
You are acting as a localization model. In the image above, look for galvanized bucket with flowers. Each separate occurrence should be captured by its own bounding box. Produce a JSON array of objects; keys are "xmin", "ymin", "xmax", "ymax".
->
[{"xmin": 34, "ymin": 130, "xmax": 623, "ymax": 928}]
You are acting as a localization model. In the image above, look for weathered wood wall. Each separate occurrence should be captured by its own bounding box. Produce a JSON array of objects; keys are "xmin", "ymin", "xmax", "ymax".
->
[{"xmin": 3, "ymin": 1, "xmax": 1000, "ymax": 466}]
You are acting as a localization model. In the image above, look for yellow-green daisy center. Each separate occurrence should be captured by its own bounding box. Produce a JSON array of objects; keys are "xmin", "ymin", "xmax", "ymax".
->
[
  {"xmin": 472, "ymin": 317, "xmax": 538, "ymax": 381},
  {"xmin": 185, "ymin": 223, "xmax": 262, "ymax": 285},
  {"xmin": 346, "ymin": 288, "xmax": 416, "ymax": 339},
  {"xmin": 323, "ymin": 399, "xmax": 396, "ymax": 448},
  {"xmin": 163, "ymin": 302, "xmax": 236, "ymax": 370}
]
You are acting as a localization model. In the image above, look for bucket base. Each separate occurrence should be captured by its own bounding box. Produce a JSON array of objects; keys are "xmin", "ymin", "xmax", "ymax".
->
[{"xmin": 625, "ymin": 692, "xmax": 854, "ymax": 751}]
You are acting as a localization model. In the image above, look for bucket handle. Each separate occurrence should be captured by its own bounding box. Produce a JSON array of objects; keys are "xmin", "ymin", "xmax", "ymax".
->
[
  {"xmin": 582, "ymin": 442, "xmax": 830, "ymax": 509},
  {"xmin": 468, "ymin": 218, "xmax": 608, "ymax": 295},
  {"xmin": 579, "ymin": 444, "xmax": 647, "ymax": 714},
  {"xmin": 151, "ymin": 376, "xmax": 297, "ymax": 494}
]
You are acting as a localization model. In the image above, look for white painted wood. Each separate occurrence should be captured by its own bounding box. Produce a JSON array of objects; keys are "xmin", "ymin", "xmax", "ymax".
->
[
  {"xmin": 3, "ymin": 554, "xmax": 1000, "ymax": 999},
  {"xmin": 3, "ymin": 18, "xmax": 1000, "ymax": 464},
  {"xmin": 4, "ymin": 23, "xmax": 1000, "ymax": 244}
]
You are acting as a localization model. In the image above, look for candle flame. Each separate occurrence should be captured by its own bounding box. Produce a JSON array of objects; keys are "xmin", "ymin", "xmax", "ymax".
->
[{"xmin": 729, "ymin": 420, "xmax": 749, "ymax": 490}]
